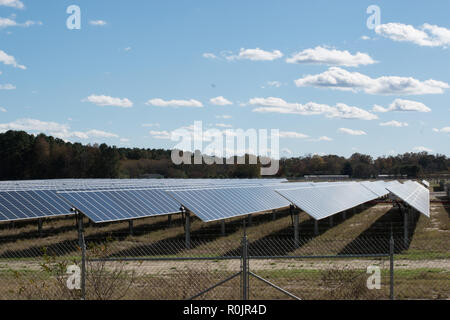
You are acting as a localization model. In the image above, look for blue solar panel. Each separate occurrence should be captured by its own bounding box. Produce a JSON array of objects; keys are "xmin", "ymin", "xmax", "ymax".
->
[
  {"xmin": 0, "ymin": 190, "xmax": 72, "ymax": 222},
  {"xmin": 166, "ymin": 186, "xmax": 291, "ymax": 222},
  {"xmin": 57, "ymin": 188, "xmax": 182, "ymax": 223}
]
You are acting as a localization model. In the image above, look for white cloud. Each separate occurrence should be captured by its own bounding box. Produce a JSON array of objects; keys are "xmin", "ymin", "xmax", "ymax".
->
[
  {"xmin": 432, "ymin": 126, "xmax": 450, "ymax": 133},
  {"xmin": 373, "ymin": 99, "xmax": 431, "ymax": 113},
  {"xmin": 338, "ymin": 128, "xmax": 367, "ymax": 136},
  {"xmin": 215, "ymin": 115, "xmax": 232, "ymax": 119},
  {"xmin": 0, "ymin": 107, "xmax": 6, "ymax": 112},
  {"xmin": 413, "ymin": 146, "xmax": 433, "ymax": 153},
  {"xmin": 361, "ymin": 35, "xmax": 371, "ymax": 40},
  {"xmin": 124, "ymin": 47, "xmax": 132, "ymax": 52},
  {"xmin": 0, "ymin": 118, "xmax": 119, "ymax": 140},
  {"xmin": 202, "ymin": 53, "xmax": 217, "ymax": 59},
  {"xmin": 315, "ymin": 136, "xmax": 333, "ymax": 141},
  {"xmin": 149, "ymin": 130, "xmax": 172, "ymax": 140},
  {"xmin": 263, "ymin": 81, "xmax": 282, "ymax": 88},
  {"xmin": 226, "ymin": 48, "xmax": 283, "ymax": 61},
  {"xmin": 249, "ymin": 97, "xmax": 378, "ymax": 120},
  {"xmin": 294, "ymin": 67, "xmax": 449, "ymax": 95},
  {"xmin": 286, "ymin": 46, "xmax": 375, "ymax": 67},
  {"xmin": 375, "ymin": 23, "xmax": 450, "ymax": 47},
  {"xmin": 215, "ymin": 123, "xmax": 233, "ymax": 128},
  {"xmin": 379, "ymin": 120, "xmax": 409, "ymax": 127},
  {"xmin": 83, "ymin": 94, "xmax": 133, "ymax": 108},
  {"xmin": 90, "ymin": 20, "xmax": 107, "ymax": 26},
  {"xmin": 146, "ymin": 98, "xmax": 203, "ymax": 108},
  {"xmin": 0, "ymin": 17, "xmax": 41, "ymax": 28},
  {"xmin": 0, "ymin": 49, "xmax": 26, "ymax": 69},
  {"xmin": 210, "ymin": 96, "xmax": 232, "ymax": 106},
  {"xmin": 0, "ymin": 83, "xmax": 15, "ymax": 90},
  {"xmin": 277, "ymin": 131, "xmax": 309, "ymax": 139},
  {"xmin": 0, "ymin": 0, "xmax": 24, "ymax": 9},
  {"xmin": 142, "ymin": 123, "xmax": 160, "ymax": 128}
]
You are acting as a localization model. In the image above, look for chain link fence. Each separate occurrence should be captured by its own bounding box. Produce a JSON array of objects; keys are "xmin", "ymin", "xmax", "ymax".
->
[{"xmin": 0, "ymin": 235, "xmax": 448, "ymax": 300}]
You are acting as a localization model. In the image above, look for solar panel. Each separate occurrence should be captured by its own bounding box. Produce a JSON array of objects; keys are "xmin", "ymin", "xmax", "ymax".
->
[
  {"xmin": 360, "ymin": 181, "xmax": 389, "ymax": 197},
  {"xmin": 275, "ymin": 183, "xmax": 379, "ymax": 220},
  {"xmin": 166, "ymin": 186, "xmax": 291, "ymax": 222},
  {"xmin": 0, "ymin": 190, "xmax": 72, "ymax": 222},
  {"xmin": 386, "ymin": 182, "xmax": 430, "ymax": 217},
  {"xmin": 57, "ymin": 188, "xmax": 182, "ymax": 223}
]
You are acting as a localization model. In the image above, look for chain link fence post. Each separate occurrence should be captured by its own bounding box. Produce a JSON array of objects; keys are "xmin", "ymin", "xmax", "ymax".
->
[{"xmin": 389, "ymin": 235, "xmax": 395, "ymax": 300}]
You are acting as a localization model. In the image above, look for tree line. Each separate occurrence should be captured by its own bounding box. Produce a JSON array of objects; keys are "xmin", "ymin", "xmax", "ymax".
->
[{"xmin": 0, "ymin": 130, "xmax": 448, "ymax": 180}]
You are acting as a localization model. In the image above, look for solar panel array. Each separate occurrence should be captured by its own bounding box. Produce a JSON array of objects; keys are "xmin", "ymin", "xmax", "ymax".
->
[
  {"xmin": 386, "ymin": 180, "xmax": 430, "ymax": 217},
  {"xmin": 166, "ymin": 186, "xmax": 291, "ymax": 222},
  {"xmin": 0, "ymin": 178, "xmax": 430, "ymax": 224},
  {"xmin": 275, "ymin": 183, "xmax": 380, "ymax": 220}
]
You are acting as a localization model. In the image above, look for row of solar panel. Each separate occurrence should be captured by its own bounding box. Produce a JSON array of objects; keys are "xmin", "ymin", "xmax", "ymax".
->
[{"xmin": 0, "ymin": 179, "xmax": 429, "ymax": 223}]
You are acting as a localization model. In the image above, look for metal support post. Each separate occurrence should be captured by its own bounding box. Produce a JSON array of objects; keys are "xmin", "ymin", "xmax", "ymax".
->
[
  {"xmin": 294, "ymin": 209, "xmax": 299, "ymax": 248},
  {"xmin": 241, "ymin": 231, "xmax": 249, "ymax": 300},
  {"xmin": 329, "ymin": 216, "xmax": 334, "ymax": 227},
  {"xmin": 403, "ymin": 209, "xmax": 408, "ymax": 248},
  {"xmin": 389, "ymin": 235, "xmax": 395, "ymax": 300},
  {"xmin": 129, "ymin": 220, "xmax": 133, "ymax": 236},
  {"xmin": 314, "ymin": 220, "xmax": 319, "ymax": 236},
  {"xmin": 248, "ymin": 214, "xmax": 252, "ymax": 226},
  {"xmin": 185, "ymin": 210, "xmax": 191, "ymax": 249},
  {"xmin": 38, "ymin": 218, "xmax": 43, "ymax": 237},
  {"xmin": 221, "ymin": 220, "xmax": 226, "ymax": 236},
  {"xmin": 77, "ymin": 212, "xmax": 86, "ymax": 300},
  {"xmin": 167, "ymin": 215, "xmax": 172, "ymax": 226}
]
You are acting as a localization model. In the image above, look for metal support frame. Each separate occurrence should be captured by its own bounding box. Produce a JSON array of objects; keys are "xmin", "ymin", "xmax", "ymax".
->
[
  {"xmin": 390, "ymin": 235, "xmax": 395, "ymax": 300},
  {"xmin": 38, "ymin": 218, "xmax": 43, "ymax": 237},
  {"xmin": 221, "ymin": 220, "xmax": 226, "ymax": 236},
  {"xmin": 292, "ymin": 206, "xmax": 299, "ymax": 247},
  {"xmin": 167, "ymin": 215, "xmax": 172, "ymax": 226},
  {"xmin": 184, "ymin": 208, "xmax": 191, "ymax": 249},
  {"xmin": 77, "ymin": 212, "xmax": 86, "ymax": 300},
  {"xmin": 129, "ymin": 220, "xmax": 134, "ymax": 236},
  {"xmin": 403, "ymin": 208, "xmax": 409, "ymax": 248},
  {"xmin": 247, "ymin": 214, "xmax": 252, "ymax": 226},
  {"xmin": 272, "ymin": 210, "xmax": 276, "ymax": 221},
  {"xmin": 314, "ymin": 220, "xmax": 319, "ymax": 236},
  {"xmin": 342, "ymin": 210, "xmax": 346, "ymax": 220},
  {"xmin": 329, "ymin": 216, "xmax": 334, "ymax": 227},
  {"xmin": 241, "ymin": 230, "xmax": 249, "ymax": 300}
]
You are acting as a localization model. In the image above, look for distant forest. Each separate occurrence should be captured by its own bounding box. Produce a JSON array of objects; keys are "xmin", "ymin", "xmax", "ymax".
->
[{"xmin": 0, "ymin": 130, "xmax": 449, "ymax": 180}]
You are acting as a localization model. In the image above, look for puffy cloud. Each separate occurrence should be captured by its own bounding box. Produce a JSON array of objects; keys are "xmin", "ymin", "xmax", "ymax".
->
[
  {"xmin": 0, "ymin": 49, "xmax": 26, "ymax": 69},
  {"xmin": 314, "ymin": 136, "xmax": 333, "ymax": 141},
  {"xmin": 286, "ymin": 46, "xmax": 375, "ymax": 67},
  {"xmin": 83, "ymin": 94, "xmax": 133, "ymax": 108},
  {"xmin": 249, "ymin": 97, "xmax": 377, "ymax": 120},
  {"xmin": 146, "ymin": 98, "xmax": 203, "ymax": 108},
  {"xmin": 142, "ymin": 123, "xmax": 160, "ymax": 128},
  {"xmin": 373, "ymin": 99, "xmax": 431, "ymax": 113},
  {"xmin": 215, "ymin": 115, "xmax": 232, "ymax": 119},
  {"xmin": 294, "ymin": 67, "xmax": 449, "ymax": 95},
  {"xmin": 0, "ymin": 118, "xmax": 118, "ymax": 140},
  {"xmin": 0, "ymin": 0, "xmax": 24, "ymax": 9},
  {"xmin": 226, "ymin": 48, "xmax": 283, "ymax": 61},
  {"xmin": 432, "ymin": 127, "xmax": 450, "ymax": 133},
  {"xmin": 149, "ymin": 130, "xmax": 171, "ymax": 140},
  {"xmin": 210, "ymin": 96, "xmax": 232, "ymax": 106},
  {"xmin": 338, "ymin": 128, "xmax": 367, "ymax": 136},
  {"xmin": 89, "ymin": 20, "xmax": 107, "ymax": 26},
  {"xmin": 375, "ymin": 23, "xmax": 450, "ymax": 47},
  {"xmin": 215, "ymin": 123, "xmax": 232, "ymax": 128},
  {"xmin": 413, "ymin": 146, "xmax": 433, "ymax": 153},
  {"xmin": 0, "ymin": 107, "xmax": 6, "ymax": 112},
  {"xmin": 0, "ymin": 17, "xmax": 41, "ymax": 28},
  {"xmin": 0, "ymin": 83, "xmax": 15, "ymax": 90},
  {"xmin": 277, "ymin": 131, "xmax": 309, "ymax": 139},
  {"xmin": 265, "ymin": 81, "xmax": 282, "ymax": 88},
  {"xmin": 202, "ymin": 53, "xmax": 217, "ymax": 59},
  {"xmin": 379, "ymin": 120, "xmax": 409, "ymax": 127}
]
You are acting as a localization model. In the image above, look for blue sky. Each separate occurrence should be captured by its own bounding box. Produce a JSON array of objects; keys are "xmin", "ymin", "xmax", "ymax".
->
[{"xmin": 0, "ymin": 0, "xmax": 449, "ymax": 158}]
